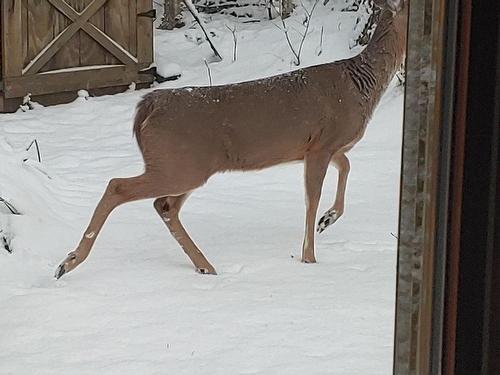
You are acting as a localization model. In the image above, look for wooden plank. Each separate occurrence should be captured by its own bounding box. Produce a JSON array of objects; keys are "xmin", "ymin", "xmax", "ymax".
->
[
  {"xmin": 47, "ymin": 0, "xmax": 101, "ymax": 68},
  {"xmin": 0, "ymin": 94, "xmax": 22, "ymax": 113},
  {"xmin": 4, "ymin": 65, "xmax": 152, "ymax": 98},
  {"xmin": 82, "ymin": 23, "xmax": 137, "ymax": 65},
  {"xmin": 25, "ymin": 0, "xmax": 109, "ymax": 74},
  {"xmin": 1, "ymin": 81, "xmax": 150, "ymax": 112},
  {"xmin": 46, "ymin": 0, "xmax": 83, "ymax": 71},
  {"xmin": 80, "ymin": 0, "xmax": 107, "ymax": 66},
  {"xmin": 47, "ymin": 33, "xmax": 82, "ymax": 71},
  {"xmin": 105, "ymin": 0, "xmax": 130, "ymax": 65},
  {"xmin": 23, "ymin": 22, "xmax": 81, "ymax": 74},
  {"xmin": 136, "ymin": 0, "xmax": 153, "ymax": 69},
  {"xmin": 47, "ymin": 0, "xmax": 109, "ymax": 26},
  {"xmin": 2, "ymin": 0, "xmax": 23, "ymax": 77},
  {"xmin": 72, "ymin": 0, "xmax": 86, "ymax": 12},
  {"xmin": 47, "ymin": 0, "xmax": 84, "ymax": 21},
  {"xmin": 129, "ymin": 0, "xmax": 137, "ymax": 56},
  {"xmin": 27, "ymin": 0, "xmax": 55, "ymax": 65},
  {"xmin": 22, "ymin": 0, "xmax": 28, "ymax": 67},
  {"xmin": 47, "ymin": 0, "xmax": 124, "ymax": 67},
  {"xmin": 43, "ymin": 0, "xmax": 67, "ymax": 71}
]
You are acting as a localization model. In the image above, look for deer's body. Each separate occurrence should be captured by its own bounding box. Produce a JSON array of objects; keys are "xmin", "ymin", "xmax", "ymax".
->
[
  {"xmin": 138, "ymin": 67, "xmax": 357, "ymax": 175},
  {"xmin": 56, "ymin": 1, "xmax": 407, "ymax": 279}
]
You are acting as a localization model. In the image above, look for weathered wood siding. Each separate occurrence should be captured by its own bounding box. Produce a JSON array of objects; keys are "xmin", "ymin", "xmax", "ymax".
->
[{"xmin": 1, "ymin": 0, "xmax": 153, "ymax": 103}]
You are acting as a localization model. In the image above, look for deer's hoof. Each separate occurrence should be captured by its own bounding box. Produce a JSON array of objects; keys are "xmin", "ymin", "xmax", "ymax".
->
[
  {"xmin": 54, "ymin": 252, "xmax": 78, "ymax": 279},
  {"xmin": 196, "ymin": 267, "xmax": 217, "ymax": 275},
  {"xmin": 54, "ymin": 263, "xmax": 66, "ymax": 279},
  {"xmin": 317, "ymin": 209, "xmax": 339, "ymax": 233},
  {"xmin": 301, "ymin": 257, "xmax": 317, "ymax": 264}
]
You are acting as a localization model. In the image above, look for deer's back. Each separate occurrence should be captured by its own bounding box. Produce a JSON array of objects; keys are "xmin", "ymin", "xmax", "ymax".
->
[{"xmin": 137, "ymin": 65, "xmax": 368, "ymax": 173}]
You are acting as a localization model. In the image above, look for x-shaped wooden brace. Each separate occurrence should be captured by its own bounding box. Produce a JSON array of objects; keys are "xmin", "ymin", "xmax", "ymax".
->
[{"xmin": 24, "ymin": 0, "xmax": 138, "ymax": 75}]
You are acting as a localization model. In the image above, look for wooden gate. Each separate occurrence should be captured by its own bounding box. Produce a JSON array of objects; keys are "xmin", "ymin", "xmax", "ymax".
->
[{"xmin": 1, "ymin": 0, "xmax": 153, "ymax": 102}]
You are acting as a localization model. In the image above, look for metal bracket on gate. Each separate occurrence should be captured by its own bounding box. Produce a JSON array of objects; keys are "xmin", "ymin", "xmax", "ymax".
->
[
  {"xmin": 140, "ymin": 67, "xmax": 181, "ymax": 83},
  {"xmin": 138, "ymin": 9, "xmax": 156, "ymax": 20}
]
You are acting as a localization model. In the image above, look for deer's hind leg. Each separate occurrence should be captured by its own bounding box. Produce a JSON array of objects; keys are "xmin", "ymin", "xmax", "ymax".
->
[
  {"xmin": 317, "ymin": 152, "xmax": 350, "ymax": 233},
  {"xmin": 55, "ymin": 173, "xmax": 190, "ymax": 279},
  {"xmin": 302, "ymin": 151, "xmax": 331, "ymax": 263},
  {"xmin": 154, "ymin": 195, "xmax": 216, "ymax": 275}
]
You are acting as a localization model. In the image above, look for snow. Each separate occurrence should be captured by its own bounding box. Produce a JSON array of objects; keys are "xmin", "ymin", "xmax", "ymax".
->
[
  {"xmin": 0, "ymin": 2, "xmax": 402, "ymax": 374},
  {"xmin": 156, "ymin": 62, "xmax": 183, "ymax": 78}
]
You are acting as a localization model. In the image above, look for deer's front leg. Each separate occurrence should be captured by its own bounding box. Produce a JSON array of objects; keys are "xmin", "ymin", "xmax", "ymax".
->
[
  {"xmin": 317, "ymin": 152, "xmax": 350, "ymax": 233},
  {"xmin": 55, "ymin": 178, "xmax": 128, "ymax": 279},
  {"xmin": 55, "ymin": 174, "xmax": 169, "ymax": 279},
  {"xmin": 302, "ymin": 152, "xmax": 331, "ymax": 263}
]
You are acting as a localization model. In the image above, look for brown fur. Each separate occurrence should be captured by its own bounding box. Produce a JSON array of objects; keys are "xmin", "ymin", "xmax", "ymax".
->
[{"xmin": 55, "ymin": 1, "xmax": 407, "ymax": 279}]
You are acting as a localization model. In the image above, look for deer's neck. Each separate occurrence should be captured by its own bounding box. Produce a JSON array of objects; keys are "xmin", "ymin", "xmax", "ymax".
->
[{"xmin": 343, "ymin": 8, "xmax": 407, "ymax": 104}]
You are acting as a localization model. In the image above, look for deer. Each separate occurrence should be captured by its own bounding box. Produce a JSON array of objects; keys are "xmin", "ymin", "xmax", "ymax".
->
[{"xmin": 55, "ymin": 0, "xmax": 407, "ymax": 279}]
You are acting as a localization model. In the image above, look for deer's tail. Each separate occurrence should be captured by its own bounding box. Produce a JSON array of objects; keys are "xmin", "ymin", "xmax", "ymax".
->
[{"xmin": 133, "ymin": 94, "xmax": 155, "ymax": 148}]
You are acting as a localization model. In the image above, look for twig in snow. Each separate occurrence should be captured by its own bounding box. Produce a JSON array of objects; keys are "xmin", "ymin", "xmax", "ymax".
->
[
  {"xmin": 25, "ymin": 162, "xmax": 53, "ymax": 180},
  {"xmin": 272, "ymin": 19, "xmax": 299, "ymax": 64},
  {"xmin": 204, "ymin": 59, "xmax": 213, "ymax": 86},
  {"xmin": 0, "ymin": 230, "xmax": 12, "ymax": 254},
  {"xmin": 25, "ymin": 139, "xmax": 42, "ymax": 163},
  {"xmin": 0, "ymin": 197, "xmax": 21, "ymax": 215},
  {"xmin": 273, "ymin": 0, "xmax": 320, "ymax": 66},
  {"xmin": 316, "ymin": 26, "xmax": 324, "ymax": 56},
  {"xmin": 225, "ymin": 24, "xmax": 238, "ymax": 62},
  {"xmin": 390, "ymin": 232, "xmax": 399, "ymax": 240},
  {"xmin": 183, "ymin": 0, "xmax": 223, "ymax": 61},
  {"xmin": 297, "ymin": 0, "xmax": 320, "ymax": 63}
]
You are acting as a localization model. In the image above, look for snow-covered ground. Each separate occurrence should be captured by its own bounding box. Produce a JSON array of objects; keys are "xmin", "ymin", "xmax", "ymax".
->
[{"xmin": 0, "ymin": 2, "xmax": 403, "ymax": 374}]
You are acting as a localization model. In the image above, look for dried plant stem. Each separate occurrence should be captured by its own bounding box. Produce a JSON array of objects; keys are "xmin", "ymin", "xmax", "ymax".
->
[
  {"xmin": 204, "ymin": 59, "xmax": 213, "ymax": 86},
  {"xmin": 317, "ymin": 26, "xmax": 324, "ymax": 56},
  {"xmin": 274, "ymin": 0, "xmax": 320, "ymax": 66},
  {"xmin": 225, "ymin": 24, "xmax": 238, "ymax": 62},
  {"xmin": 26, "ymin": 139, "xmax": 41, "ymax": 163},
  {"xmin": 1, "ymin": 230, "xmax": 12, "ymax": 253},
  {"xmin": 297, "ymin": 0, "xmax": 320, "ymax": 63}
]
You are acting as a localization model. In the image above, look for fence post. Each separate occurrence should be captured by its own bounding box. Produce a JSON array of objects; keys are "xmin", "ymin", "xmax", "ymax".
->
[
  {"xmin": 159, "ymin": 0, "xmax": 184, "ymax": 30},
  {"xmin": 281, "ymin": 0, "xmax": 293, "ymax": 18}
]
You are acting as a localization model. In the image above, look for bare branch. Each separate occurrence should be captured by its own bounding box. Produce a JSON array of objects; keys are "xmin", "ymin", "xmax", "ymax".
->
[
  {"xmin": 183, "ymin": 0, "xmax": 223, "ymax": 61},
  {"xmin": 300, "ymin": 1, "xmax": 309, "ymax": 15},
  {"xmin": 0, "ymin": 197, "xmax": 20, "ymax": 215},
  {"xmin": 297, "ymin": 0, "xmax": 320, "ymax": 63},
  {"xmin": 274, "ymin": 0, "xmax": 320, "ymax": 66},
  {"xmin": 280, "ymin": 18, "xmax": 301, "ymax": 64}
]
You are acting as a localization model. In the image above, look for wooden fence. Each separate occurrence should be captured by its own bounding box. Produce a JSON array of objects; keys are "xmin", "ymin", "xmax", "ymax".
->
[{"xmin": 1, "ymin": 0, "xmax": 155, "ymax": 112}]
